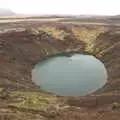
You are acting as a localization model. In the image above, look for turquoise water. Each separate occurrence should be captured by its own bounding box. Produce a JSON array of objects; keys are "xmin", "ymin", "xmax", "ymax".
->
[{"xmin": 32, "ymin": 53, "xmax": 107, "ymax": 96}]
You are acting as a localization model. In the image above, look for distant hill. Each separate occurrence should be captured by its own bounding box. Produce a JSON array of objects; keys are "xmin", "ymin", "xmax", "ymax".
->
[{"xmin": 0, "ymin": 8, "xmax": 15, "ymax": 16}]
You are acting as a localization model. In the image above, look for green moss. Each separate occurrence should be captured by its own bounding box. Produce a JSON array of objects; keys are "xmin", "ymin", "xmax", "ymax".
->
[
  {"xmin": 29, "ymin": 26, "xmax": 69, "ymax": 40},
  {"xmin": 9, "ymin": 91, "xmax": 66, "ymax": 111},
  {"xmin": 72, "ymin": 27, "xmax": 106, "ymax": 53}
]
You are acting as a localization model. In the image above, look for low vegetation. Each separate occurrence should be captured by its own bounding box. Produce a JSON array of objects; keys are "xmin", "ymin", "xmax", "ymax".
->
[
  {"xmin": 31, "ymin": 26, "xmax": 69, "ymax": 40},
  {"xmin": 9, "ymin": 91, "xmax": 67, "ymax": 112},
  {"xmin": 0, "ymin": 21, "xmax": 120, "ymax": 119}
]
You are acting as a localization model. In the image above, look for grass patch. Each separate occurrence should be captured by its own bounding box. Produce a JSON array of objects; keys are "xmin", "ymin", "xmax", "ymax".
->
[
  {"xmin": 9, "ymin": 91, "xmax": 66, "ymax": 111},
  {"xmin": 72, "ymin": 27, "xmax": 106, "ymax": 53},
  {"xmin": 31, "ymin": 26, "xmax": 69, "ymax": 40},
  {"xmin": 0, "ymin": 18, "xmax": 65, "ymax": 23}
]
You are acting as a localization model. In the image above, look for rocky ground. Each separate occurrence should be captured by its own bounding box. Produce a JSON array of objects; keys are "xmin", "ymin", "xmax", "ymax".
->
[{"xmin": 0, "ymin": 22, "xmax": 120, "ymax": 119}]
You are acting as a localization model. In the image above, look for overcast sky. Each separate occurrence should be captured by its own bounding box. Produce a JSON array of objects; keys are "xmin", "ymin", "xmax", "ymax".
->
[{"xmin": 1, "ymin": 0, "xmax": 120, "ymax": 15}]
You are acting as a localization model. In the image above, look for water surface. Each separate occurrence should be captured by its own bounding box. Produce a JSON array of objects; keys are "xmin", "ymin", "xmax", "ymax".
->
[{"xmin": 32, "ymin": 53, "xmax": 107, "ymax": 96}]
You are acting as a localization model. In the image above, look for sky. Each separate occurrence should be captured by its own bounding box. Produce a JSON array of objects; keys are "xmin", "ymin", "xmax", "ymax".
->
[{"xmin": 1, "ymin": 0, "xmax": 120, "ymax": 15}]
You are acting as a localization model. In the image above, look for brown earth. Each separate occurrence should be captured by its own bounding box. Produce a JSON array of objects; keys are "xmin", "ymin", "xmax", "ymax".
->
[{"xmin": 0, "ymin": 22, "xmax": 120, "ymax": 119}]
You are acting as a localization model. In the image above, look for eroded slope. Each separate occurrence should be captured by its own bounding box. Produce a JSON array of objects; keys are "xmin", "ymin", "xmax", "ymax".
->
[{"xmin": 0, "ymin": 23, "xmax": 120, "ymax": 120}]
